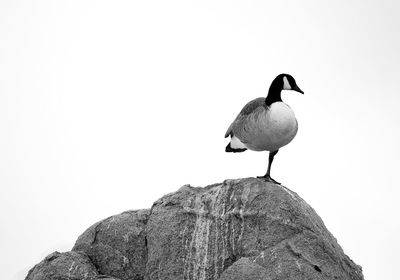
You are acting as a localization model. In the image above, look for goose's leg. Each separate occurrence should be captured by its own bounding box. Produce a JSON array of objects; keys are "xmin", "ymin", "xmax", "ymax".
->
[{"xmin": 258, "ymin": 150, "xmax": 280, "ymax": 184}]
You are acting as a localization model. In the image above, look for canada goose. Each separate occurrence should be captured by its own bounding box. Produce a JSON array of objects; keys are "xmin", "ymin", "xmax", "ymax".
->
[{"xmin": 225, "ymin": 73, "xmax": 303, "ymax": 184}]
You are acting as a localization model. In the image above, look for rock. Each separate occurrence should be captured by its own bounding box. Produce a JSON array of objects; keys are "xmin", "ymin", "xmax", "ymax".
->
[
  {"xmin": 145, "ymin": 178, "xmax": 364, "ymax": 280},
  {"xmin": 95, "ymin": 276, "xmax": 122, "ymax": 280},
  {"xmin": 217, "ymin": 257, "xmax": 270, "ymax": 280},
  {"xmin": 24, "ymin": 251, "xmax": 98, "ymax": 280},
  {"xmin": 72, "ymin": 209, "xmax": 149, "ymax": 280},
  {"xmin": 26, "ymin": 178, "xmax": 364, "ymax": 280}
]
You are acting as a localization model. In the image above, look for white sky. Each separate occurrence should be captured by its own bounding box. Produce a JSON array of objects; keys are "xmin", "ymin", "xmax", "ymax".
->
[{"xmin": 1, "ymin": 1, "xmax": 399, "ymax": 279}]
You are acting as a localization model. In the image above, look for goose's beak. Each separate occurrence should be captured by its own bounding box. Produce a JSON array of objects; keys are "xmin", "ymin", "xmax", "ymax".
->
[{"xmin": 293, "ymin": 85, "xmax": 304, "ymax": 94}]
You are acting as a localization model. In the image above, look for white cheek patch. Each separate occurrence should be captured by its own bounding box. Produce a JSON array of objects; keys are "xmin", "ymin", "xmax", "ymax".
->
[{"xmin": 283, "ymin": 76, "xmax": 291, "ymax": 90}]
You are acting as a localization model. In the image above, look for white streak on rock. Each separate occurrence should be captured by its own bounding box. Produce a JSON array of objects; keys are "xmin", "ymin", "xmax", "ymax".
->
[
  {"xmin": 182, "ymin": 183, "xmax": 251, "ymax": 280},
  {"xmin": 123, "ymin": 233, "xmax": 130, "ymax": 243},
  {"xmin": 68, "ymin": 261, "xmax": 75, "ymax": 278}
]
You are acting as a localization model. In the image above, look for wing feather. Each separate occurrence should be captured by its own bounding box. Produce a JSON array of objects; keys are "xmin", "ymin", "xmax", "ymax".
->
[{"xmin": 225, "ymin": 97, "xmax": 266, "ymax": 138}]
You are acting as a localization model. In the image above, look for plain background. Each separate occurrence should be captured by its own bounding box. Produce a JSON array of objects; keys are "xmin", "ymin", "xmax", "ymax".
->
[{"xmin": 1, "ymin": 1, "xmax": 399, "ymax": 279}]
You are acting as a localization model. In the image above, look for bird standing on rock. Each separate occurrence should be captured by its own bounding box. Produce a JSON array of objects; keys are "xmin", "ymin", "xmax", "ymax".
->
[{"xmin": 225, "ymin": 74, "xmax": 304, "ymax": 184}]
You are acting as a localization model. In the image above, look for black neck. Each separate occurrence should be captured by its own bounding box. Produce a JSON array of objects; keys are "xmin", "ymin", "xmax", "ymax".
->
[{"xmin": 265, "ymin": 82, "xmax": 282, "ymax": 106}]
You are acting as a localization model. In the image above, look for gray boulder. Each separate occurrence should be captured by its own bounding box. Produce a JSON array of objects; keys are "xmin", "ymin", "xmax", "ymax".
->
[
  {"xmin": 24, "ymin": 251, "xmax": 98, "ymax": 280},
  {"xmin": 145, "ymin": 178, "xmax": 364, "ymax": 280},
  {"xmin": 72, "ymin": 209, "xmax": 149, "ymax": 280},
  {"xmin": 26, "ymin": 178, "xmax": 364, "ymax": 280}
]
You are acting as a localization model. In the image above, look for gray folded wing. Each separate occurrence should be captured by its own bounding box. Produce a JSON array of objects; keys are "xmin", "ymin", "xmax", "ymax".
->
[{"xmin": 224, "ymin": 97, "xmax": 266, "ymax": 138}]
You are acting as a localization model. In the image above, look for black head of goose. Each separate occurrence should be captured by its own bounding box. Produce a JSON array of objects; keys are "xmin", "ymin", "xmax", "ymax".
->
[{"xmin": 225, "ymin": 73, "xmax": 304, "ymax": 184}]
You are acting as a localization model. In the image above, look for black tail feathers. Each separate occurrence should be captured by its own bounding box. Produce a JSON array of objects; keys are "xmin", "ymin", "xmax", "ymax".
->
[{"xmin": 225, "ymin": 143, "xmax": 247, "ymax": 153}]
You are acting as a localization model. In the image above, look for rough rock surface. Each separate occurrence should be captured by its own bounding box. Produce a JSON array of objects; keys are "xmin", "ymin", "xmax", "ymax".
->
[
  {"xmin": 95, "ymin": 277, "xmax": 122, "ymax": 280},
  {"xmin": 24, "ymin": 251, "xmax": 98, "ymax": 280},
  {"xmin": 72, "ymin": 209, "xmax": 149, "ymax": 280},
  {"xmin": 26, "ymin": 178, "xmax": 364, "ymax": 280},
  {"xmin": 217, "ymin": 257, "xmax": 271, "ymax": 280},
  {"xmin": 146, "ymin": 178, "xmax": 364, "ymax": 280}
]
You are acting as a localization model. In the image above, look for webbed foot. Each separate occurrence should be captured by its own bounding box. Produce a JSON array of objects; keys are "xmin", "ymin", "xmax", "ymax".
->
[{"xmin": 257, "ymin": 175, "xmax": 281, "ymax": 185}]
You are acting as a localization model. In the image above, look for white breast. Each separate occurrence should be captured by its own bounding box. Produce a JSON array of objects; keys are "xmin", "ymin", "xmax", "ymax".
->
[{"xmin": 244, "ymin": 102, "xmax": 298, "ymax": 151}]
